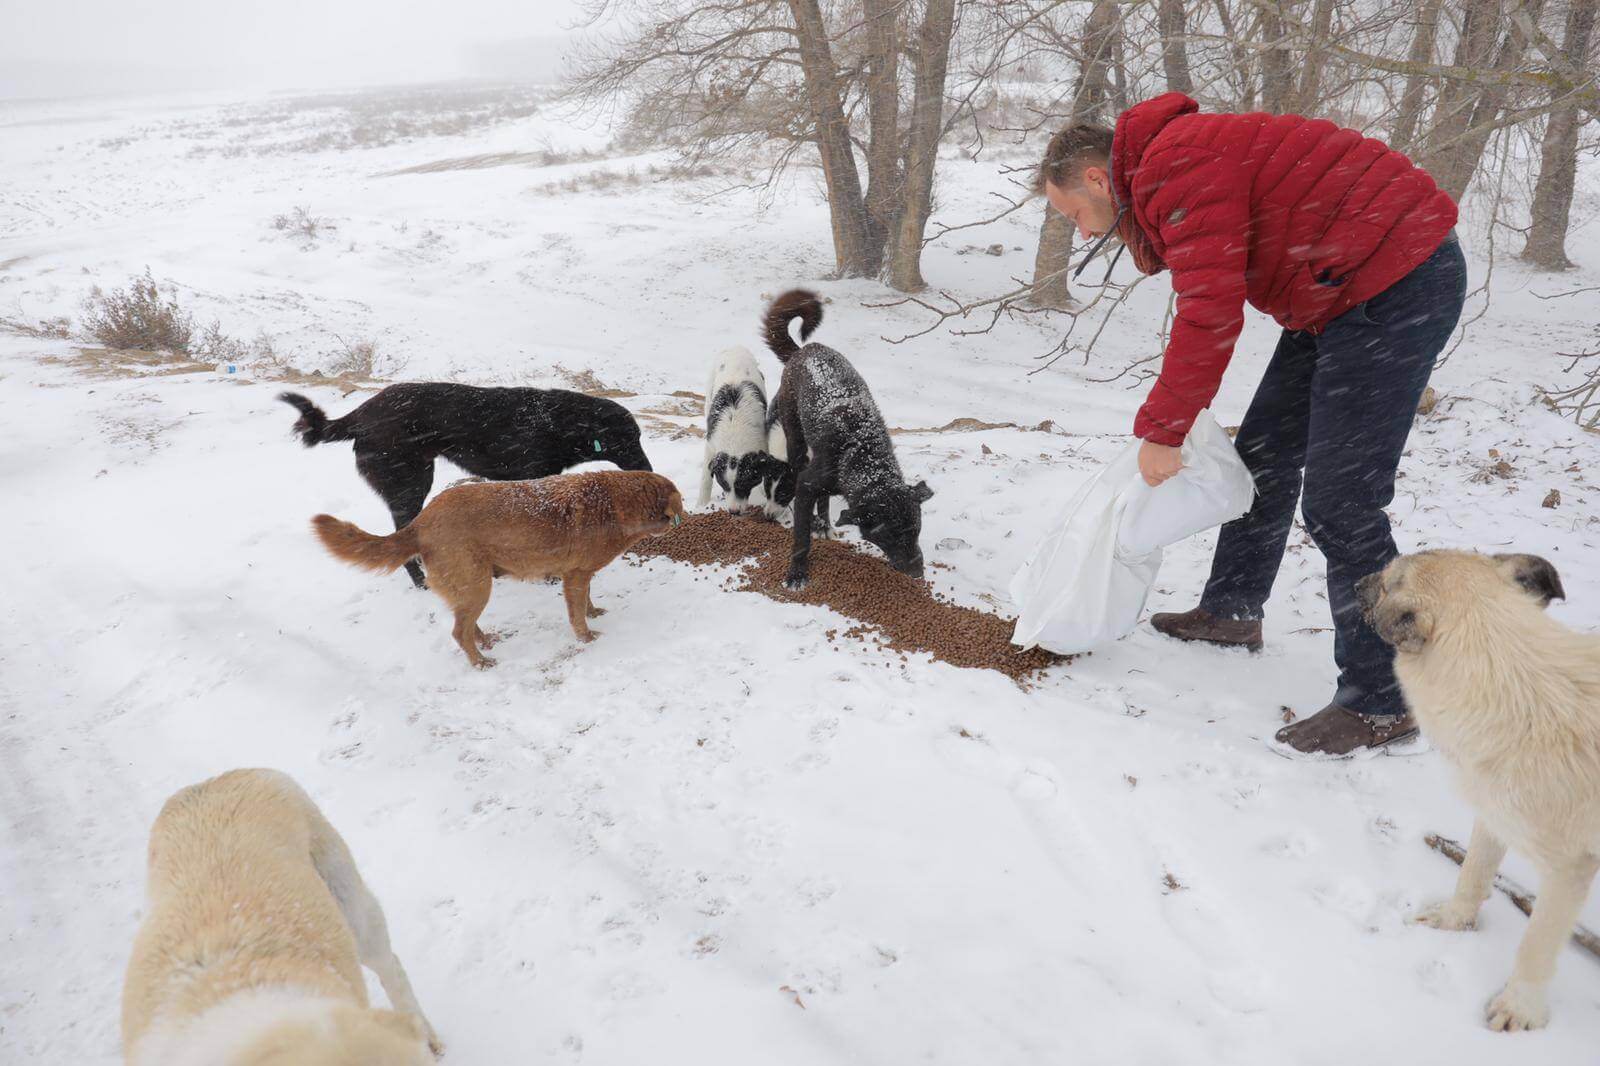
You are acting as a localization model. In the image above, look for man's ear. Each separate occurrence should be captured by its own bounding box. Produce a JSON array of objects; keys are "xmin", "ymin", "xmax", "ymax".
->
[
  {"xmin": 910, "ymin": 480, "xmax": 934, "ymax": 503},
  {"xmin": 1493, "ymin": 553, "xmax": 1565, "ymax": 606},
  {"xmin": 1082, "ymin": 164, "xmax": 1111, "ymax": 197}
]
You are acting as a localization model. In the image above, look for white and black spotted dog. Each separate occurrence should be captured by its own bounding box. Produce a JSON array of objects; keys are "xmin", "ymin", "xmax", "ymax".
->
[{"xmin": 699, "ymin": 346, "xmax": 788, "ymax": 512}]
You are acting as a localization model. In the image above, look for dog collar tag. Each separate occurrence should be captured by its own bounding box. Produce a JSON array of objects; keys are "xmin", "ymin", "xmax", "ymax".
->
[
  {"xmin": 672, "ymin": 513, "xmax": 682, "ymax": 527},
  {"xmin": 593, "ymin": 439, "xmax": 602, "ymax": 453}
]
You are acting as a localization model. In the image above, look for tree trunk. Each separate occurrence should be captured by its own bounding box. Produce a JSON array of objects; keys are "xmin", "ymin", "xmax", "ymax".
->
[
  {"xmin": 1212, "ymin": 0, "xmax": 1256, "ymax": 110},
  {"xmin": 886, "ymin": 0, "xmax": 958, "ymax": 292},
  {"xmin": 1158, "ymin": 0, "xmax": 1194, "ymax": 95},
  {"xmin": 1027, "ymin": 0, "xmax": 1119, "ymax": 306},
  {"xmin": 788, "ymin": 0, "xmax": 874, "ymax": 276},
  {"xmin": 1079, "ymin": 0, "xmax": 1118, "ymax": 120},
  {"xmin": 1392, "ymin": 0, "xmax": 1444, "ymax": 150},
  {"xmin": 862, "ymin": 0, "xmax": 901, "ymax": 275},
  {"xmin": 1029, "ymin": 207, "xmax": 1075, "ymax": 308},
  {"xmin": 1112, "ymin": 24, "xmax": 1130, "ymax": 114},
  {"xmin": 1417, "ymin": 0, "xmax": 1515, "ymax": 198},
  {"xmin": 1522, "ymin": 0, "xmax": 1597, "ymax": 269},
  {"xmin": 1290, "ymin": 0, "xmax": 1335, "ymax": 114},
  {"xmin": 1259, "ymin": 5, "xmax": 1294, "ymax": 112},
  {"xmin": 1432, "ymin": 0, "xmax": 1546, "ymax": 200}
]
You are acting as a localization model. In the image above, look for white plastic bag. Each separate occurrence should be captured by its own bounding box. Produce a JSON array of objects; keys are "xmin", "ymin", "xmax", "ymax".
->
[{"xmin": 1010, "ymin": 411, "xmax": 1255, "ymax": 654}]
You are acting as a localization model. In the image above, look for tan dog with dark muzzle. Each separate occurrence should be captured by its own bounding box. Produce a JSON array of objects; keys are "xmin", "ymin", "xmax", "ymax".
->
[
  {"xmin": 122, "ymin": 769, "xmax": 440, "ymax": 1065},
  {"xmin": 1359, "ymin": 550, "xmax": 1600, "ymax": 1031}
]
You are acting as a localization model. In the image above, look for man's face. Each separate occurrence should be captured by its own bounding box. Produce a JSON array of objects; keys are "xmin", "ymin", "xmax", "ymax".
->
[{"xmin": 1043, "ymin": 165, "xmax": 1118, "ymax": 241}]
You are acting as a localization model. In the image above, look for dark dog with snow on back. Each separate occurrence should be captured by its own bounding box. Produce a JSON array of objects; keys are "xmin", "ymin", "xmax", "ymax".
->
[
  {"xmin": 281, "ymin": 382, "xmax": 652, "ymax": 588},
  {"xmin": 763, "ymin": 289, "xmax": 933, "ymax": 589}
]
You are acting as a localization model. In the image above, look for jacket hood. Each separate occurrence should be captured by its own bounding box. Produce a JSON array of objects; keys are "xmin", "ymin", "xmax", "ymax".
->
[
  {"xmin": 1111, "ymin": 92, "xmax": 1200, "ymax": 206},
  {"xmin": 1109, "ymin": 93, "xmax": 1199, "ymax": 276}
]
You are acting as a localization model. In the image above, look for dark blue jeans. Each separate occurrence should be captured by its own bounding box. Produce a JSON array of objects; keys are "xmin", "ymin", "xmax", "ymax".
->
[{"xmin": 1199, "ymin": 233, "xmax": 1467, "ymax": 716}]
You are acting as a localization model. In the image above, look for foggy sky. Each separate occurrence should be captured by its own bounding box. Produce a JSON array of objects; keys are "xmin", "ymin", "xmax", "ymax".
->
[{"xmin": 0, "ymin": 0, "xmax": 587, "ymax": 100}]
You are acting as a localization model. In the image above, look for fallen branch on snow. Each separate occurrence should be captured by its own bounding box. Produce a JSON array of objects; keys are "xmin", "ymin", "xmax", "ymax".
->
[{"xmin": 1425, "ymin": 834, "xmax": 1600, "ymax": 961}]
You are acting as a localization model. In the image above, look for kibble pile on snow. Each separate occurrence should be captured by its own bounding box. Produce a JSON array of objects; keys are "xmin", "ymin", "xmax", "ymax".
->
[{"xmin": 632, "ymin": 511, "xmax": 1066, "ymax": 681}]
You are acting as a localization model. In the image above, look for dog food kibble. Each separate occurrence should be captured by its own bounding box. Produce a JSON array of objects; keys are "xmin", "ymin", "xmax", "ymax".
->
[{"xmin": 632, "ymin": 512, "xmax": 1067, "ymax": 682}]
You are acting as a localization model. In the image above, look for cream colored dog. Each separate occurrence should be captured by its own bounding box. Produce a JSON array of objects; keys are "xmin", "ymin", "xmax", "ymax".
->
[
  {"xmin": 122, "ymin": 769, "xmax": 442, "ymax": 1065},
  {"xmin": 1359, "ymin": 550, "xmax": 1599, "ymax": 1032}
]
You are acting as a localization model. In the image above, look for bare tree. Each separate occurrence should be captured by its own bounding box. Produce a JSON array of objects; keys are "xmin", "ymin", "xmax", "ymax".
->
[
  {"xmin": 1157, "ymin": 0, "xmax": 1194, "ymax": 94},
  {"xmin": 789, "ymin": 0, "xmax": 877, "ymax": 274},
  {"xmin": 1288, "ymin": 0, "xmax": 1336, "ymax": 114},
  {"xmin": 1419, "ymin": 0, "xmax": 1542, "ymax": 199},
  {"xmin": 567, "ymin": 0, "xmax": 964, "ymax": 290},
  {"xmin": 1522, "ymin": 0, "xmax": 1598, "ymax": 269},
  {"xmin": 1026, "ymin": 0, "xmax": 1121, "ymax": 309},
  {"xmin": 1392, "ymin": 0, "xmax": 1446, "ymax": 149},
  {"xmin": 888, "ymin": 0, "xmax": 961, "ymax": 291},
  {"xmin": 862, "ymin": 0, "xmax": 903, "ymax": 273},
  {"xmin": 1258, "ymin": 4, "xmax": 1295, "ymax": 112}
]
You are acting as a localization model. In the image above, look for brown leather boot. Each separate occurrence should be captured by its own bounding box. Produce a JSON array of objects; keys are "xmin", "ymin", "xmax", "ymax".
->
[
  {"xmin": 1149, "ymin": 607, "xmax": 1263, "ymax": 652},
  {"xmin": 1274, "ymin": 703, "xmax": 1418, "ymax": 756}
]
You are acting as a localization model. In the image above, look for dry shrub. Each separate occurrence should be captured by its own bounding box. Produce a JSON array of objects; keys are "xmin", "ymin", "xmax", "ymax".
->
[
  {"xmin": 0, "ymin": 315, "xmax": 72, "ymax": 339},
  {"xmin": 195, "ymin": 321, "xmax": 280, "ymax": 367},
  {"xmin": 273, "ymin": 205, "xmax": 332, "ymax": 243},
  {"xmin": 327, "ymin": 335, "xmax": 378, "ymax": 377},
  {"xmin": 81, "ymin": 269, "xmax": 194, "ymax": 353}
]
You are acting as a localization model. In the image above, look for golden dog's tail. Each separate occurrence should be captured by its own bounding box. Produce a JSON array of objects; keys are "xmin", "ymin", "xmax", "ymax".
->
[{"xmin": 312, "ymin": 514, "xmax": 420, "ymax": 573}]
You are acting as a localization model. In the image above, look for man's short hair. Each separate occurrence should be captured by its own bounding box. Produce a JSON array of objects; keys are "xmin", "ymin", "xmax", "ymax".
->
[{"xmin": 1033, "ymin": 123, "xmax": 1115, "ymax": 194}]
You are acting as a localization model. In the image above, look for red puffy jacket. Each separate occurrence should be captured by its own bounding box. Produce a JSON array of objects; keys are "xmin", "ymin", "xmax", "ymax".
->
[{"xmin": 1113, "ymin": 93, "xmax": 1458, "ymax": 446}]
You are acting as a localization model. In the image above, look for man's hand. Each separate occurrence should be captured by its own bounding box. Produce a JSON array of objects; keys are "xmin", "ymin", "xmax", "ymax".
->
[{"xmin": 1138, "ymin": 439, "xmax": 1184, "ymax": 487}]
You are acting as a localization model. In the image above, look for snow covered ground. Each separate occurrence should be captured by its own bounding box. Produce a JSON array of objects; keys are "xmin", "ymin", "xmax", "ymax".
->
[{"xmin": 3, "ymin": 83, "xmax": 1600, "ymax": 1065}]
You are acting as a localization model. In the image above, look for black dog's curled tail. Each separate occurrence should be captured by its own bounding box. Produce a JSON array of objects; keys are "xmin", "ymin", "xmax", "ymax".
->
[
  {"xmin": 278, "ymin": 391, "xmax": 349, "ymax": 447},
  {"xmin": 763, "ymin": 289, "xmax": 823, "ymax": 363}
]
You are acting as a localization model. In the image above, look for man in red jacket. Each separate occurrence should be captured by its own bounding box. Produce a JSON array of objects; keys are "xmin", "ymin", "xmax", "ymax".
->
[{"xmin": 1036, "ymin": 93, "xmax": 1466, "ymax": 755}]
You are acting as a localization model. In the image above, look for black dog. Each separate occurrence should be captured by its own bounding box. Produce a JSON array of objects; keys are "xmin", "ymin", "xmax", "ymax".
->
[
  {"xmin": 762, "ymin": 290, "xmax": 933, "ymax": 589},
  {"xmin": 280, "ymin": 382, "xmax": 652, "ymax": 587}
]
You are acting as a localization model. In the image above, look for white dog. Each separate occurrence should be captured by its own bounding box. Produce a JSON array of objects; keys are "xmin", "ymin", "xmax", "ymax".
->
[
  {"xmin": 699, "ymin": 346, "xmax": 785, "ymax": 512},
  {"xmin": 122, "ymin": 769, "xmax": 441, "ymax": 1065},
  {"xmin": 1360, "ymin": 550, "xmax": 1599, "ymax": 1031}
]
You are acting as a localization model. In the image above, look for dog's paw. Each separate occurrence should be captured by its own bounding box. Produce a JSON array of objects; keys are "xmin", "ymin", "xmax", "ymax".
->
[
  {"xmin": 586, "ymin": 605, "xmax": 608, "ymax": 619},
  {"xmin": 577, "ymin": 630, "xmax": 599, "ymax": 644},
  {"xmin": 1485, "ymin": 980, "xmax": 1549, "ymax": 1032},
  {"xmin": 472, "ymin": 656, "xmax": 498, "ymax": 670},
  {"xmin": 1411, "ymin": 899, "xmax": 1479, "ymax": 931},
  {"xmin": 477, "ymin": 629, "xmax": 506, "ymax": 650},
  {"xmin": 784, "ymin": 571, "xmax": 809, "ymax": 591}
]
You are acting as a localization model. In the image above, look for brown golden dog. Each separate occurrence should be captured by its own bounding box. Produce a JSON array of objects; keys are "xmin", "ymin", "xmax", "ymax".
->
[{"xmin": 314, "ymin": 470, "xmax": 683, "ymax": 667}]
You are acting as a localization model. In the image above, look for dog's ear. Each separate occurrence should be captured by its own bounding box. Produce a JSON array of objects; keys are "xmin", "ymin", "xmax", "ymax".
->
[
  {"xmin": 1382, "ymin": 606, "xmax": 1432, "ymax": 654},
  {"xmin": 709, "ymin": 453, "xmax": 731, "ymax": 493},
  {"xmin": 1493, "ymin": 553, "xmax": 1565, "ymax": 606},
  {"xmin": 837, "ymin": 507, "xmax": 857, "ymax": 526},
  {"xmin": 909, "ymin": 480, "xmax": 934, "ymax": 503}
]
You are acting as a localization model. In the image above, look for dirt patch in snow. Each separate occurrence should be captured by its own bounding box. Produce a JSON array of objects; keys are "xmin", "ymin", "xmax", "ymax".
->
[{"xmin": 631, "ymin": 511, "xmax": 1068, "ymax": 682}]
